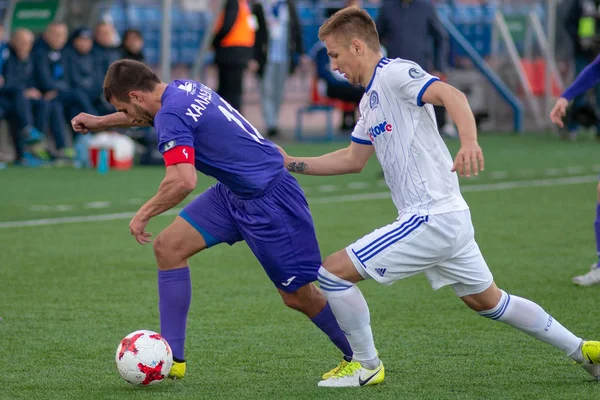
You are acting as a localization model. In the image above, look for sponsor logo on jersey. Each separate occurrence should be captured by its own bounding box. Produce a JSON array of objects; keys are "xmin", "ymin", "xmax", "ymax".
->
[
  {"xmin": 369, "ymin": 90, "xmax": 379, "ymax": 110},
  {"xmin": 368, "ymin": 121, "xmax": 392, "ymax": 142},
  {"xmin": 409, "ymin": 67, "xmax": 426, "ymax": 79},
  {"xmin": 375, "ymin": 267, "xmax": 387, "ymax": 277},
  {"xmin": 281, "ymin": 276, "xmax": 296, "ymax": 287}
]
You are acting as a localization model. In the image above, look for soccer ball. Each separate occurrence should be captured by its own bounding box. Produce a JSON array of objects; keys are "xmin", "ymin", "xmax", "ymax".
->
[{"xmin": 115, "ymin": 330, "xmax": 173, "ymax": 386}]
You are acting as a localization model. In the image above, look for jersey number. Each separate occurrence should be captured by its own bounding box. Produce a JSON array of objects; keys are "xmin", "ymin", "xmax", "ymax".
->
[{"xmin": 218, "ymin": 99, "xmax": 265, "ymax": 144}]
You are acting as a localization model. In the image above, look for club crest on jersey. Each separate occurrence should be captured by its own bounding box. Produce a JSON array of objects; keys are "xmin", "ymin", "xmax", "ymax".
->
[
  {"xmin": 409, "ymin": 67, "xmax": 426, "ymax": 79},
  {"xmin": 178, "ymin": 81, "xmax": 197, "ymax": 95},
  {"xmin": 369, "ymin": 91, "xmax": 379, "ymax": 110},
  {"xmin": 368, "ymin": 121, "xmax": 392, "ymax": 142}
]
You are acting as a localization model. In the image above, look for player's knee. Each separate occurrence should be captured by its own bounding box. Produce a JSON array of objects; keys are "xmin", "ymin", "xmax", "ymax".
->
[
  {"xmin": 152, "ymin": 234, "xmax": 167, "ymax": 264},
  {"xmin": 322, "ymin": 250, "xmax": 363, "ymax": 283},
  {"xmin": 322, "ymin": 252, "xmax": 345, "ymax": 275},
  {"xmin": 153, "ymin": 233, "xmax": 181, "ymax": 270},
  {"xmin": 461, "ymin": 283, "xmax": 502, "ymax": 312},
  {"xmin": 279, "ymin": 285, "xmax": 326, "ymax": 315},
  {"xmin": 280, "ymin": 291, "xmax": 304, "ymax": 311}
]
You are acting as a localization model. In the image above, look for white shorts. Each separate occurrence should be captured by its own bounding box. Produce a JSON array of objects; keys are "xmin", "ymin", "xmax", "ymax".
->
[{"xmin": 346, "ymin": 210, "xmax": 494, "ymax": 297}]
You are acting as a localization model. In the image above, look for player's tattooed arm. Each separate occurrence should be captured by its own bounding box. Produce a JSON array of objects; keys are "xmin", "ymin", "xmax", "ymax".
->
[
  {"xmin": 287, "ymin": 161, "xmax": 308, "ymax": 173},
  {"xmin": 279, "ymin": 143, "xmax": 373, "ymax": 176}
]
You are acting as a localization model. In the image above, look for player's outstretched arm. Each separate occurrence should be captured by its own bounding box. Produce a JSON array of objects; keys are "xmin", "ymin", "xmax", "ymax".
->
[
  {"xmin": 71, "ymin": 112, "xmax": 150, "ymax": 134},
  {"xmin": 421, "ymin": 81, "xmax": 483, "ymax": 177},
  {"xmin": 129, "ymin": 163, "xmax": 197, "ymax": 245},
  {"xmin": 550, "ymin": 55, "xmax": 600, "ymax": 127},
  {"xmin": 278, "ymin": 142, "xmax": 374, "ymax": 176}
]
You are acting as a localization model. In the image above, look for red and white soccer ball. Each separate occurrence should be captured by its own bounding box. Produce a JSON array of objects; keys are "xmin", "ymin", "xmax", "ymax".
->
[{"xmin": 115, "ymin": 330, "xmax": 173, "ymax": 386}]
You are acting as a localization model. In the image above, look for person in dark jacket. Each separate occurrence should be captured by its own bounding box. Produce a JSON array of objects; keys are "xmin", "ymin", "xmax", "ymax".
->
[
  {"xmin": 251, "ymin": 0, "xmax": 304, "ymax": 137},
  {"xmin": 121, "ymin": 29, "xmax": 145, "ymax": 62},
  {"xmin": 376, "ymin": 0, "xmax": 451, "ymax": 134},
  {"xmin": 32, "ymin": 22, "xmax": 97, "ymax": 121},
  {"xmin": 0, "ymin": 28, "xmax": 56, "ymax": 164},
  {"xmin": 309, "ymin": 0, "xmax": 365, "ymax": 131},
  {"xmin": 92, "ymin": 21, "xmax": 122, "ymax": 78},
  {"xmin": 5, "ymin": 28, "xmax": 70, "ymax": 155},
  {"xmin": 212, "ymin": 0, "xmax": 256, "ymax": 113},
  {"xmin": 64, "ymin": 27, "xmax": 113, "ymax": 116},
  {"xmin": 311, "ymin": 40, "xmax": 363, "ymax": 130}
]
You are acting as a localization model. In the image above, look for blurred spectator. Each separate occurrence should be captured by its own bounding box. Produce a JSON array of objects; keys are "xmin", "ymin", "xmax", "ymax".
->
[
  {"xmin": 376, "ymin": 0, "xmax": 453, "ymax": 135},
  {"xmin": 252, "ymin": 0, "xmax": 304, "ymax": 137},
  {"xmin": 92, "ymin": 22, "xmax": 121, "ymax": 77},
  {"xmin": 563, "ymin": 0, "xmax": 600, "ymax": 138},
  {"xmin": 212, "ymin": 0, "xmax": 256, "ymax": 112},
  {"xmin": 33, "ymin": 22, "xmax": 97, "ymax": 122},
  {"xmin": 0, "ymin": 24, "xmax": 7, "ymax": 86},
  {"xmin": 311, "ymin": 41, "xmax": 363, "ymax": 131},
  {"xmin": 121, "ymin": 29, "xmax": 145, "ymax": 62},
  {"xmin": 0, "ymin": 29, "xmax": 51, "ymax": 165},
  {"xmin": 310, "ymin": 0, "xmax": 364, "ymax": 131},
  {"xmin": 118, "ymin": 29, "xmax": 160, "ymax": 165},
  {"xmin": 64, "ymin": 27, "xmax": 113, "ymax": 116}
]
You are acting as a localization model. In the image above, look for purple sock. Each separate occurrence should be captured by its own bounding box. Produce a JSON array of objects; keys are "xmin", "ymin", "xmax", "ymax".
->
[
  {"xmin": 595, "ymin": 203, "xmax": 600, "ymax": 267},
  {"xmin": 311, "ymin": 303, "xmax": 353, "ymax": 359},
  {"xmin": 158, "ymin": 267, "xmax": 192, "ymax": 361}
]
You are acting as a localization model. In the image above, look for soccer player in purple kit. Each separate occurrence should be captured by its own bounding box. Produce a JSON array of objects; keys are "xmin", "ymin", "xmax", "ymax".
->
[
  {"xmin": 71, "ymin": 59, "xmax": 352, "ymax": 380},
  {"xmin": 550, "ymin": 54, "xmax": 600, "ymax": 286}
]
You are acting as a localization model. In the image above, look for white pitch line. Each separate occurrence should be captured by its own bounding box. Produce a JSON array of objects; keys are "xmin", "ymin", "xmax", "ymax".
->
[
  {"xmin": 346, "ymin": 182, "xmax": 371, "ymax": 190},
  {"xmin": 460, "ymin": 175, "xmax": 597, "ymax": 192},
  {"xmin": 84, "ymin": 201, "xmax": 112, "ymax": 209},
  {"xmin": 544, "ymin": 168, "xmax": 561, "ymax": 176},
  {"xmin": 489, "ymin": 171, "xmax": 509, "ymax": 179},
  {"xmin": 317, "ymin": 184, "xmax": 339, "ymax": 192},
  {"xmin": 566, "ymin": 166, "xmax": 586, "ymax": 175},
  {"xmin": 0, "ymin": 175, "xmax": 597, "ymax": 229}
]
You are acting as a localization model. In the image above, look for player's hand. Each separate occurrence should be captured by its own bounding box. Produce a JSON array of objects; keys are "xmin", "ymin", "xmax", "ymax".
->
[
  {"xmin": 129, "ymin": 213, "xmax": 153, "ymax": 245},
  {"xmin": 549, "ymin": 97, "xmax": 569, "ymax": 128},
  {"xmin": 71, "ymin": 113, "xmax": 104, "ymax": 134},
  {"xmin": 452, "ymin": 142, "xmax": 484, "ymax": 178}
]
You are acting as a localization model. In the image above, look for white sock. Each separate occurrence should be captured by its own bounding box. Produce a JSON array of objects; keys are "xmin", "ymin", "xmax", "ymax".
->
[
  {"xmin": 317, "ymin": 267, "xmax": 379, "ymax": 369},
  {"xmin": 478, "ymin": 290, "xmax": 582, "ymax": 360}
]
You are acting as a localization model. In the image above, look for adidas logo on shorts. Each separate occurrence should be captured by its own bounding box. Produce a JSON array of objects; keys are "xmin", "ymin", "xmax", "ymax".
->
[{"xmin": 375, "ymin": 267, "xmax": 387, "ymax": 277}]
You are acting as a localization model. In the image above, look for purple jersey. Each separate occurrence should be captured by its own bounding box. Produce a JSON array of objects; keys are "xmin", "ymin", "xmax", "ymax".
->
[{"xmin": 154, "ymin": 80, "xmax": 284, "ymax": 197}]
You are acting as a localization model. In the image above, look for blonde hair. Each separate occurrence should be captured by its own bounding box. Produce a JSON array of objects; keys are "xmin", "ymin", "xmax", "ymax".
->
[{"xmin": 318, "ymin": 7, "xmax": 380, "ymax": 51}]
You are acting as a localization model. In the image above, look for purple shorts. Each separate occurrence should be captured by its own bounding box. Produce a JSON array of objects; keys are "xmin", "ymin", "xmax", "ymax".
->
[{"xmin": 180, "ymin": 171, "xmax": 322, "ymax": 292}]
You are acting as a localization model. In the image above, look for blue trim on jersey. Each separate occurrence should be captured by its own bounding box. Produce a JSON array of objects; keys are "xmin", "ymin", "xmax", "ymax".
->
[
  {"xmin": 416, "ymin": 77, "xmax": 440, "ymax": 107},
  {"xmin": 351, "ymin": 136, "xmax": 372, "ymax": 145},
  {"xmin": 365, "ymin": 57, "xmax": 390, "ymax": 92},
  {"xmin": 355, "ymin": 215, "xmax": 427, "ymax": 263},
  {"xmin": 179, "ymin": 210, "xmax": 220, "ymax": 248}
]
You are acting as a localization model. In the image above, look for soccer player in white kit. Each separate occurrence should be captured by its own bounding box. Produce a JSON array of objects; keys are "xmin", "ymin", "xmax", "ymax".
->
[{"xmin": 279, "ymin": 7, "xmax": 600, "ymax": 388}]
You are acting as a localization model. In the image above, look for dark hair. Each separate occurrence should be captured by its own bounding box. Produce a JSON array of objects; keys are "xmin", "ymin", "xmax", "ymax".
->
[
  {"xmin": 103, "ymin": 59, "xmax": 160, "ymax": 102},
  {"xmin": 123, "ymin": 29, "xmax": 143, "ymax": 41}
]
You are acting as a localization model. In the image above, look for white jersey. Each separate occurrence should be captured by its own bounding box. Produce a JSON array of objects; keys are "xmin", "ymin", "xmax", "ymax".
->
[{"xmin": 351, "ymin": 57, "xmax": 469, "ymax": 216}]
